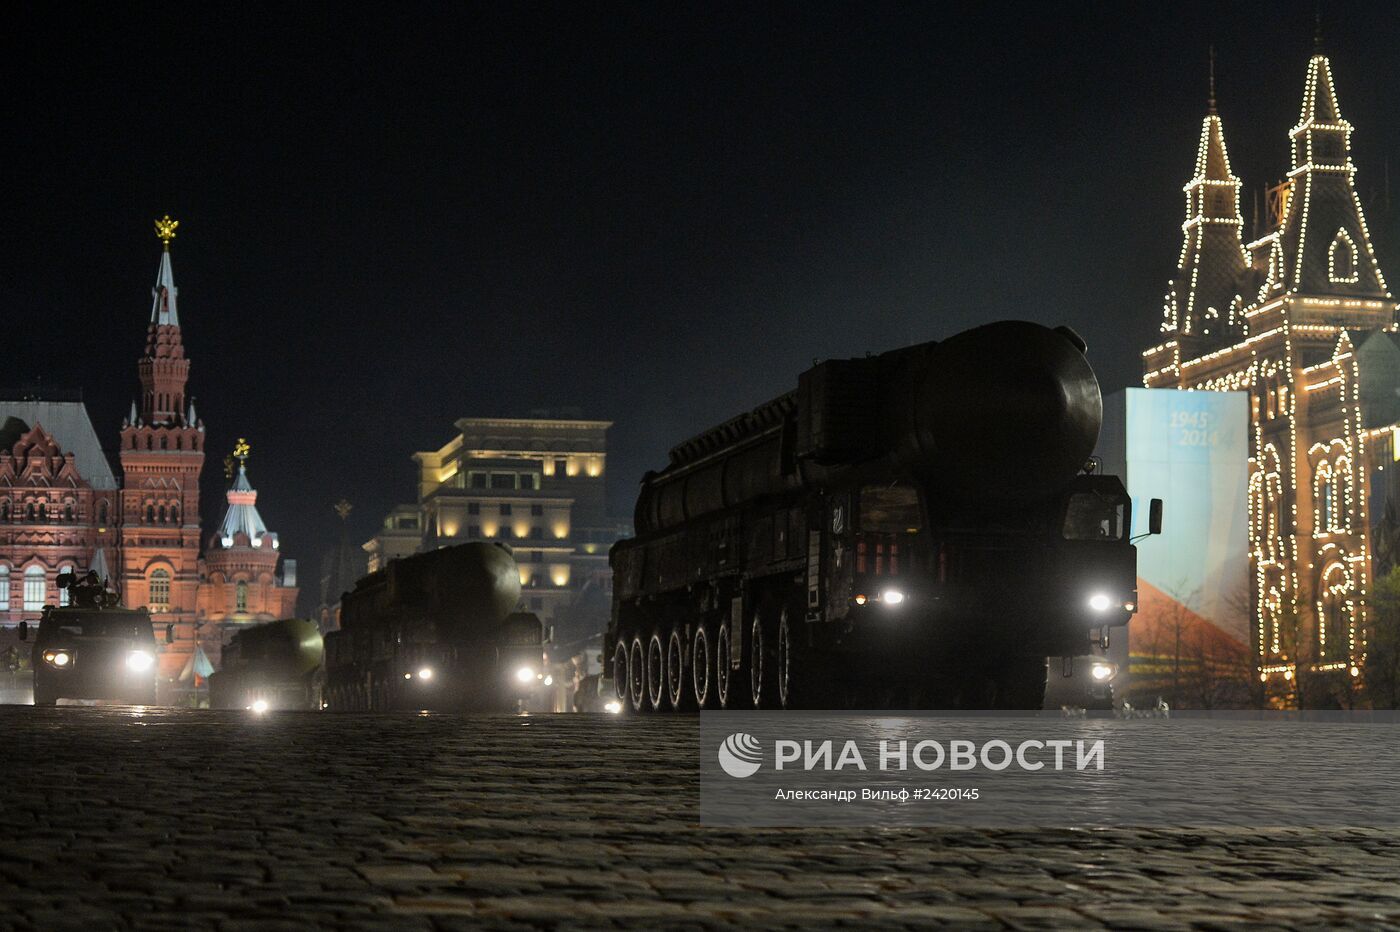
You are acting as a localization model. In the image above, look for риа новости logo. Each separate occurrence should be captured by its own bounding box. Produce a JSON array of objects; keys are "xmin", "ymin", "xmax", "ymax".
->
[{"xmin": 717, "ymin": 733, "xmax": 763, "ymax": 778}]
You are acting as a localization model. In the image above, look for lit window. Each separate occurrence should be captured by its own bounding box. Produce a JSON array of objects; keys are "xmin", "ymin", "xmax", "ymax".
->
[
  {"xmin": 236, "ymin": 581, "xmax": 249, "ymax": 612},
  {"xmin": 1329, "ymin": 230, "xmax": 1359, "ymax": 283},
  {"xmin": 23, "ymin": 566, "xmax": 45, "ymax": 611},
  {"xmin": 150, "ymin": 569, "xmax": 171, "ymax": 612},
  {"xmin": 0, "ymin": 565, "xmax": 8, "ymax": 611}
]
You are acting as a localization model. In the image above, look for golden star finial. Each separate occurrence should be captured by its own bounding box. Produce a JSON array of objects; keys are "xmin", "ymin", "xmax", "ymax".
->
[
  {"xmin": 334, "ymin": 499, "xmax": 353, "ymax": 521},
  {"xmin": 154, "ymin": 215, "xmax": 179, "ymax": 249},
  {"xmin": 233, "ymin": 438, "xmax": 251, "ymax": 464}
]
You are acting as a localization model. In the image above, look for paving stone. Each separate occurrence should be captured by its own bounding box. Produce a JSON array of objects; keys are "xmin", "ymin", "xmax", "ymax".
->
[{"xmin": 4, "ymin": 706, "xmax": 1400, "ymax": 928}]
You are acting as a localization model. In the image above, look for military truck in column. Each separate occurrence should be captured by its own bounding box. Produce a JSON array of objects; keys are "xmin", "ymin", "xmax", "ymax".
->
[
  {"xmin": 606, "ymin": 321, "xmax": 1157, "ymax": 711},
  {"xmin": 209, "ymin": 617, "xmax": 324, "ymax": 711},
  {"xmin": 323, "ymin": 541, "xmax": 545, "ymax": 711}
]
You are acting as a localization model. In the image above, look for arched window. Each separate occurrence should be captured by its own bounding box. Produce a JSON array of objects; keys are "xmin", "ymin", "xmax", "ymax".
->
[
  {"xmin": 1317, "ymin": 562, "xmax": 1353, "ymax": 660},
  {"xmin": 1333, "ymin": 456, "xmax": 1353, "ymax": 531},
  {"xmin": 146, "ymin": 504, "xmax": 155, "ymax": 524},
  {"xmin": 1329, "ymin": 230, "xmax": 1359, "ymax": 283},
  {"xmin": 63, "ymin": 502, "xmax": 74, "ymax": 522},
  {"xmin": 158, "ymin": 505, "xmax": 167, "ymax": 524},
  {"xmin": 236, "ymin": 581, "xmax": 249, "ymax": 613},
  {"xmin": 57, "ymin": 564, "xmax": 74, "ymax": 606},
  {"xmin": 23, "ymin": 566, "xmax": 46, "ymax": 611},
  {"xmin": 98, "ymin": 501, "xmax": 108, "ymax": 525},
  {"xmin": 160, "ymin": 436, "xmax": 168, "ymax": 451},
  {"xmin": 0, "ymin": 565, "xmax": 9, "ymax": 611},
  {"xmin": 170, "ymin": 505, "xmax": 180, "ymax": 526},
  {"xmin": 1314, "ymin": 461, "xmax": 1333, "ymax": 534},
  {"xmin": 36, "ymin": 502, "xmax": 46, "ymax": 521},
  {"xmin": 1, "ymin": 501, "xmax": 8, "ymax": 522},
  {"xmin": 149, "ymin": 569, "xmax": 170, "ymax": 612}
]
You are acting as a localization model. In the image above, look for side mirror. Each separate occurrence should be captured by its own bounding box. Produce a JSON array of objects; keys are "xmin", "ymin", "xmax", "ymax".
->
[
  {"xmin": 17, "ymin": 621, "xmax": 27, "ymax": 642},
  {"xmin": 165, "ymin": 623, "xmax": 175, "ymax": 645},
  {"xmin": 1148, "ymin": 498, "xmax": 1164, "ymax": 536}
]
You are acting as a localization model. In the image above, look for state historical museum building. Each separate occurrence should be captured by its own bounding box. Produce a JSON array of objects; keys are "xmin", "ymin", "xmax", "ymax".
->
[{"xmin": 0, "ymin": 220, "xmax": 297, "ymax": 686}]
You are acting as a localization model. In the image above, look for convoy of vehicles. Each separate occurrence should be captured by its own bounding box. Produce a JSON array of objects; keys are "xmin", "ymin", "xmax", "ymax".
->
[
  {"xmin": 11, "ymin": 325, "xmax": 1151, "ymax": 717},
  {"xmin": 606, "ymin": 321, "xmax": 1154, "ymax": 712},
  {"xmin": 323, "ymin": 541, "xmax": 546, "ymax": 711}
]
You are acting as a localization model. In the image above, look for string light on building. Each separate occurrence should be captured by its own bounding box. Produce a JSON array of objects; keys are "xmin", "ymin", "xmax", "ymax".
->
[{"xmin": 1144, "ymin": 46, "xmax": 1399, "ymax": 702}]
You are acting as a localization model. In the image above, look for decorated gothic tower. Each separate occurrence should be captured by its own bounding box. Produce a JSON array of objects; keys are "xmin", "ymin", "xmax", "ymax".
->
[
  {"xmin": 1143, "ymin": 48, "xmax": 1400, "ymax": 703},
  {"xmin": 197, "ymin": 440, "xmax": 299, "ymax": 647},
  {"xmin": 118, "ymin": 217, "xmax": 207, "ymax": 679}
]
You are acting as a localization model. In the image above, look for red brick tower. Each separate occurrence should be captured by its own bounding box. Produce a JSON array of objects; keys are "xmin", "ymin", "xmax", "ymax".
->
[{"xmin": 118, "ymin": 217, "xmax": 206, "ymax": 682}]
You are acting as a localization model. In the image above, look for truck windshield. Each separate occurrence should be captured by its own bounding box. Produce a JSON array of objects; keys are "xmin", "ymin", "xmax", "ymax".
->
[
  {"xmin": 40, "ymin": 616, "xmax": 147, "ymax": 640},
  {"xmin": 860, "ymin": 485, "xmax": 922, "ymax": 534},
  {"xmin": 1063, "ymin": 492, "xmax": 1126, "ymax": 541}
]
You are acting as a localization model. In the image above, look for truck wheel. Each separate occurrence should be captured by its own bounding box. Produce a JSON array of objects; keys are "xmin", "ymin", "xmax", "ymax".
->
[
  {"xmin": 646, "ymin": 631, "xmax": 666, "ymax": 711},
  {"xmin": 715, "ymin": 619, "xmax": 749, "ymax": 709},
  {"xmin": 613, "ymin": 637, "xmax": 631, "ymax": 703},
  {"xmin": 691, "ymin": 623, "xmax": 713, "ymax": 709},
  {"xmin": 666, "ymin": 627, "xmax": 692, "ymax": 711},
  {"xmin": 628, "ymin": 636, "xmax": 646, "ymax": 712},
  {"xmin": 749, "ymin": 612, "xmax": 775, "ymax": 709},
  {"xmin": 777, "ymin": 606, "xmax": 804, "ymax": 710}
]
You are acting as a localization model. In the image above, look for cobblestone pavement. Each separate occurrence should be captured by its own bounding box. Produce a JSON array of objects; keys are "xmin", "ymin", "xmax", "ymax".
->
[{"xmin": 3, "ymin": 707, "xmax": 1400, "ymax": 930}]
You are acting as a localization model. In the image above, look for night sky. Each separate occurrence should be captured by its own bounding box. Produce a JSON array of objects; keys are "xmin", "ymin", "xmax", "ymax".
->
[{"xmin": 4, "ymin": 1, "xmax": 1400, "ymax": 597}]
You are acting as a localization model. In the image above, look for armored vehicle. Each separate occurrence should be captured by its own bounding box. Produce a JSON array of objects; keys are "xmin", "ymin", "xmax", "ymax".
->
[
  {"xmin": 23, "ymin": 572, "xmax": 169, "ymax": 706},
  {"xmin": 323, "ymin": 542, "xmax": 545, "ymax": 711},
  {"xmin": 209, "ymin": 618, "xmax": 324, "ymax": 711},
  {"xmin": 607, "ymin": 321, "xmax": 1156, "ymax": 711}
]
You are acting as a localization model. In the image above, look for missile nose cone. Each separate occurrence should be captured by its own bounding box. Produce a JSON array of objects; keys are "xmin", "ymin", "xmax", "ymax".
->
[{"xmin": 898, "ymin": 321, "xmax": 1102, "ymax": 512}]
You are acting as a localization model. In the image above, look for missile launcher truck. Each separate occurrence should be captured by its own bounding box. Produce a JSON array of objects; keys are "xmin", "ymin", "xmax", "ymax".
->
[{"xmin": 606, "ymin": 321, "xmax": 1157, "ymax": 711}]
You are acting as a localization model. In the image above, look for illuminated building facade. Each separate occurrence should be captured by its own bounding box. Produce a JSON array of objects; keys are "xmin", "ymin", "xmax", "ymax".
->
[
  {"xmin": 197, "ymin": 444, "xmax": 299, "ymax": 649},
  {"xmin": 1143, "ymin": 50, "xmax": 1400, "ymax": 700},
  {"xmin": 366, "ymin": 416, "xmax": 631, "ymax": 644},
  {"xmin": 0, "ymin": 401, "xmax": 118, "ymax": 624},
  {"xmin": 2, "ymin": 219, "xmax": 301, "ymax": 691},
  {"xmin": 118, "ymin": 218, "xmax": 207, "ymax": 678},
  {"xmin": 1, "ymin": 220, "xmax": 208, "ymax": 683}
]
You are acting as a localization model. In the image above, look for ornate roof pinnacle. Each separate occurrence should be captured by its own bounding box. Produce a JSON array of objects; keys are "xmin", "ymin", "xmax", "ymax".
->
[
  {"xmin": 154, "ymin": 215, "xmax": 179, "ymax": 250},
  {"xmin": 1207, "ymin": 46, "xmax": 1217, "ymax": 115}
]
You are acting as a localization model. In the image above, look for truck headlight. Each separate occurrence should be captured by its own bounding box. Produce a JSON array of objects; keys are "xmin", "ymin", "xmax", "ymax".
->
[
  {"xmin": 1090, "ymin": 661, "xmax": 1116, "ymax": 682},
  {"xmin": 126, "ymin": 650, "xmax": 155, "ymax": 673},
  {"xmin": 604, "ymin": 700, "xmax": 623, "ymax": 714},
  {"xmin": 881, "ymin": 589, "xmax": 905, "ymax": 606},
  {"xmin": 44, "ymin": 650, "xmax": 71, "ymax": 668},
  {"xmin": 417, "ymin": 667, "xmax": 433, "ymax": 680},
  {"xmin": 1087, "ymin": 593, "xmax": 1112, "ymax": 612},
  {"xmin": 515, "ymin": 666, "xmax": 536, "ymax": 684}
]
